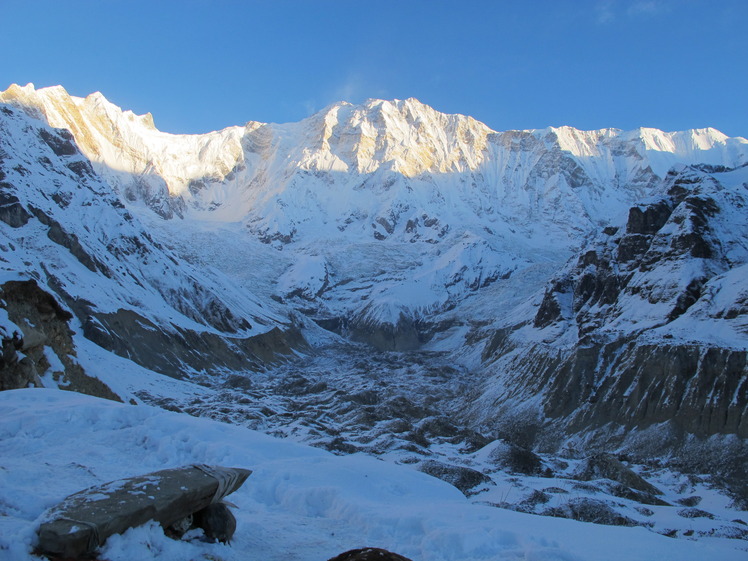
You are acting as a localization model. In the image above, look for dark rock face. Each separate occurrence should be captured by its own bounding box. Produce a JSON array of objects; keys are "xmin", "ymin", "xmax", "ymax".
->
[
  {"xmin": 534, "ymin": 288, "xmax": 564, "ymax": 330},
  {"xmin": 538, "ymin": 341, "xmax": 748, "ymax": 439},
  {"xmin": 327, "ymin": 548, "xmax": 413, "ymax": 561},
  {"xmin": 625, "ymin": 200, "xmax": 674, "ymax": 235},
  {"xmin": 0, "ymin": 191, "xmax": 31, "ymax": 227},
  {"xmin": 480, "ymin": 166, "xmax": 748, "ymax": 485},
  {"xmin": 482, "ymin": 334, "xmax": 748, "ymax": 481},
  {"xmin": 0, "ymin": 329, "xmax": 28, "ymax": 389},
  {"xmin": 37, "ymin": 128, "xmax": 77, "ymax": 157},
  {"xmin": 77, "ymin": 303, "xmax": 302, "ymax": 379},
  {"xmin": 0, "ymin": 279, "xmax": 121, "ymax": 401}
]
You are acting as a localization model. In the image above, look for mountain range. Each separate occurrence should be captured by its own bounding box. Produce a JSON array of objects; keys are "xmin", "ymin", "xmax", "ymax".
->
[{"xmin": 1, "ymin": 83, "xmax": 746, "ymax": 549}]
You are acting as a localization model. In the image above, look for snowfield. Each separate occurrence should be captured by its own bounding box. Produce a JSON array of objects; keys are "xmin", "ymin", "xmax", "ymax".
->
[{"xmin": 0, "ymin": 389, "xmax": 745, "ymax": 561}]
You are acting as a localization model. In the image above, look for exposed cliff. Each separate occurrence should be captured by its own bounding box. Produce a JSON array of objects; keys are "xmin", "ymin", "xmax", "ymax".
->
[
  {"xmin": 0, "ymin": 278, "xmax": 121, "ymax": 401},
  {"xmin": 473, "ymin": 165, "xmax": 748, "ymax": 486}
]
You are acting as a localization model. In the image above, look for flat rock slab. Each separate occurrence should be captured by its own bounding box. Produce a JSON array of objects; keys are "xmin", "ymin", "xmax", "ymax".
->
[{"xmin": 37, "ymin": 464, "xmax": 250, "ymax": 559}]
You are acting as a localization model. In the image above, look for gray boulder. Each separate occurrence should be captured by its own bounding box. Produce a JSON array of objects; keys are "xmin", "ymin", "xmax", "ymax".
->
[
  {"xmin": 574, "ymin": 453, "xmax": 662, "ymax": 495},
  {"xmin": 418, "ymin": 460, "xmax": 493, "ymax": 496},
  {"xmin": 328, "ymin": 548, "xmax": 413, "ymax": 561}
]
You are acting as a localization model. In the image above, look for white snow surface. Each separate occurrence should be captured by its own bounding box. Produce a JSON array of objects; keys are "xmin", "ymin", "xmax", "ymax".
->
[
  {"xmin": 4, "ymin": 84, "xmax": 747, "ymax": 247},
  {"xmin": 0, "ymin": 388, "xmax": 744, "ymax": 561}
]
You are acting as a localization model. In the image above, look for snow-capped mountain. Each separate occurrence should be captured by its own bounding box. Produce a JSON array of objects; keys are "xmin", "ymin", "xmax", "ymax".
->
[
  {"xmin": 4, "ymin": 83, "xmax": 745, "ymax": 348},
  {"xmin": 0, "ymin": 95, "xmax": 296, "ymax": 382},
  {"xmin": 6, "ymin": 84, "xmax": 745, "ymax": 242},
  {"xmin": 1, "ymin": 84, "xmax": 747, "ymax": 548}
]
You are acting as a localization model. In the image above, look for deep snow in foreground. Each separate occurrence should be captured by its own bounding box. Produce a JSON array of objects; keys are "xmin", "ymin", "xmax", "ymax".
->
[{"xmin": 0, "ymin": 389, "xmax": 744, "ymax": 561}]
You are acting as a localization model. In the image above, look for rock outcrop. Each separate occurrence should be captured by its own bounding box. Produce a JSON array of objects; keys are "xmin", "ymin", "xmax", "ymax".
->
[
  {"xmin": 475, "ymin": 165, "xmax": 748, "ymax": 484},
  {"xmin": 0, "ymin": 279, "xmax": 120, "ymax": 401}
]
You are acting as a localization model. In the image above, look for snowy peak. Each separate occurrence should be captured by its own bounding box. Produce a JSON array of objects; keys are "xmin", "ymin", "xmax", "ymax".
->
[
  {"xmin": 295, "ymin": 96, "xmax": 492, "ymax": 176},
  {"xmin": 0, "ymin": 83, "xmax": 157, "ymax": 159},
  {"xmin": 535, "ymin": 125, "xmax": 745, "ymax": 178},
  {"xmin": 0, "ymin": 84, "xmax": 249, "ymax": 218},
  {"xmin": 635, "ymin": 126, "xmax": 729, "ymax": 152},
  {"xmin": 2, "ymin": 83, "xmax": 747, "ymax": 244},
  {"xmin": 4, "ymin": 84, "xmax": 746, "ymax": 182},
  {"xmin": 546, "ymin": 125, "xmax": 735, "ymax": 155}
]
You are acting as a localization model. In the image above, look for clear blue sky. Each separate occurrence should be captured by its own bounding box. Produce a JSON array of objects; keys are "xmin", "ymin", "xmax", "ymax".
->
[{"xmin": 3, "ymin": 0, "xmax": 746, "ymax": 137}]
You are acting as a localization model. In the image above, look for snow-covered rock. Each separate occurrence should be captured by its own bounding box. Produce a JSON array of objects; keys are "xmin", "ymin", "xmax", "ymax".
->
[{"xmin": 471, "ymin": 164, "xmax": 748, "ymax": 488}]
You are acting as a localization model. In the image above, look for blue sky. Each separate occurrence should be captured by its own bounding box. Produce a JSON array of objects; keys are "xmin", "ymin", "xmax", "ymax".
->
[{"xmin": 3, "ymin": 0, "xmax": 746, "ymax": 136}]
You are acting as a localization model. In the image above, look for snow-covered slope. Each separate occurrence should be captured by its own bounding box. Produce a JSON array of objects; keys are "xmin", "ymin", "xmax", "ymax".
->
[
  {"xmin": 1, "ymin": 389, "xmax": 745, "ymax": 561},
  {"xmin": 0, "ymin": 100, "xmax": 296, "ymax": 380}
]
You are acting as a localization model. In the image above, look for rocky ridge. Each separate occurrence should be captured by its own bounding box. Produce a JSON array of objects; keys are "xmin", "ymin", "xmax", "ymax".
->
[
  {"xmin": 0, "ymin": 100, "xmax": 299, "ymax": 382},
  {"xmin": 468, "ymin": 164, "xmax": 748, "ymax": 496}
]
